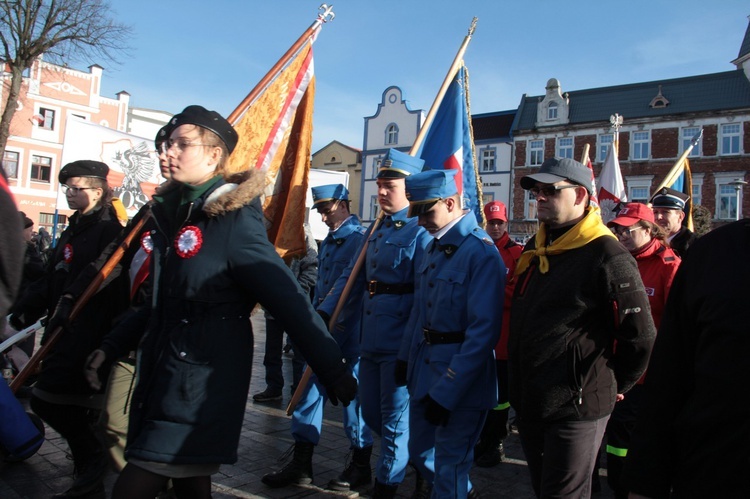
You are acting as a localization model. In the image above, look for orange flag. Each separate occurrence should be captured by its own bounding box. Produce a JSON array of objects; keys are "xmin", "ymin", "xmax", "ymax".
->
[{"xmin": 227, "ymin": 39, "xmax": 316, "ymax": 260}]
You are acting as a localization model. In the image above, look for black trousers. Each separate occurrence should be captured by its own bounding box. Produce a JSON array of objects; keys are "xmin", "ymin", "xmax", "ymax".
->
[{"xmin": 30, "ymin": 396, "xmax": 104, "ymax": 466}]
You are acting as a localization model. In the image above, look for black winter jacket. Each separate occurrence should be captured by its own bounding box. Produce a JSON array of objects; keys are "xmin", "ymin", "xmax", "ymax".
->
[
  {"xmin": 509, "ymin": 234, "xmax": 656, "ymax": 422},
  {"xmin": 13, "ymin": 206, "xmax": 127, "ymax": 395},
  {"xmin": 100, "ymin": 171, "xmax": 350, "ymax": 465}
]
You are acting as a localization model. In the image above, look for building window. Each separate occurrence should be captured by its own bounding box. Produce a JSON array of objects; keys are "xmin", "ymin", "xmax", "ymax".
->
[
  {"xmin": 681, "ymin": 127, "xmax": 702, "ymax": 157},
  {"xmin": 370, "ymin": 195, "xmax": 380, "ymax": 220},
  {"xmin": 598, "ymin": 134, "xmax": 613, "ymax": 162},
  {"xmin": 525, "ymin": 190, "xmax": 537, "ymax": 220},
  {"xmin": 38, "ymin": 108, "xmax": 56, "ymax": 130},
  {"xmin": 557, "ymin": 137, "xmax": 573, "ymax": 159},
  {"xmin": 629, "ymin": 187, "xmax": 650, "ymax": 204},
  {"xmin": 714, "ymin": 172, "xmax": 745, "ymax": 220},
  {"xmin": 718, "ymin": 184, "xmax": 738, "ymax": 220},
  {"xmin": 691, "ymin": 174, "xmax": 704, "ymax": 207},
  {"xmin": 631, "ymin": 131, "xmax": 650, "ymax": 160},
  {"xmin": 30, "ymin": 155, "xmax": 52, "ymax": 182},
  {"xmin": 529, "ymin": 139, "xmax": 544, "ymax": 166},
  {"xmin": 385, "ymin": 124, "xmax": 399, "ymax": 145},
  {"xmin": 39, "ymin": 212, "xmax": 67, "ymax": 230},
  {"xmin": 720, "ymin": 123, "xmax": 741, "ymax": 155},
  {"xmin": 481, "ymin": 147, "xmax": 496, "ymax": 172},
  {"xmin": 2, "ymin": 150, "xmax": 19, "ymax": 178},
  {"xmin": 547, "ymin": 102, "xmax": 558, "ymax": 120},
  {"xmin": 371, "ymin": 156, "xmax": 382, "ymax": 179},
  {"xmin": 625, "ymin": 176, "xmax": 654, "ymax": 205}
]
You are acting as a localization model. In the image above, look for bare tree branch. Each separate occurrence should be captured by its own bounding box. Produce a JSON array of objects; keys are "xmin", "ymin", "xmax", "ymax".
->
[{"xmin": 0, "ymin": 0, "xmax": 132, "ymax": 155}]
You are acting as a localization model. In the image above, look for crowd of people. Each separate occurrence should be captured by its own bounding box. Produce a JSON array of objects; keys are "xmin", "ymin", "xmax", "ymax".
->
[{"xmin": 0, "ymin": 106, "xmax": 747, "ymax": 499}]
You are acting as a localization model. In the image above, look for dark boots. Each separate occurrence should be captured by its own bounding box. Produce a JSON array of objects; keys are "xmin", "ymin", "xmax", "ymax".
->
[
  {"xmin": 411, "ymin": 468, "xmax": 432, "ymax": 499},
  {"xmin": 372, "ymin": 479, "xmax": 399, "ymax": 498},
  {"xmin": 327, "ymin": 445, "xmax": 372, "ymax": 491},
  {"xmin": 52, "ymin": 449, "xmax": 107, "ymax": 498},
  {"xmin": 262, "ymin": 442, "xmax": 314, "ymax": 488},
  {"xmin": 474, "ymin": 409, "xmax": 506, "ymax": 468}
]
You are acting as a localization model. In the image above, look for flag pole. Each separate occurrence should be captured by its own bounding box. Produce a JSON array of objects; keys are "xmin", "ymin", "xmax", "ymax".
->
[
  {"xmin": 226, "ymin": 4, "xmax": 335, "ymax": 124},
  {"xmin": 650, "ymin": 129, "xmax": 702, "ymax": 198},
  {"xmin": 580, "ymin": 144, "xmax": 590, "ymax": 165},
  {"xmin": 286, "ymin": 17, "xmax": 479, "ymax": 416},
  {"xmin": 410, "ymin": 17, "xmax": 478, "ymax": 156}
]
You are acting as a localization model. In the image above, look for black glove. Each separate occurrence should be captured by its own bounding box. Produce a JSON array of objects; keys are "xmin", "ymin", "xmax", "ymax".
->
[
  {"xmin": 424, "ymin": 394, "xmax": 451, "ymax": 427},
  {"xmin": 8, "ymin": 313, "xmax": 25, "ymax": 331},
  {"xmin": 44, "ymin": 294, "xmax": 75, "ymax": 343},
  {"xmin": 394, "ymin": 359, "xmax": 408, "ymax": 386},
  {"xmin": 324, "ymin": 364, "xmax": 358, "ymax": 407}
]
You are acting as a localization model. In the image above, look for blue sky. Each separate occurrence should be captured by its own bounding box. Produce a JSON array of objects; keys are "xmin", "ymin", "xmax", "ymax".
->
[{"xmin": 98, "ymin": 1, "xmax": 749, "ymax": 152}]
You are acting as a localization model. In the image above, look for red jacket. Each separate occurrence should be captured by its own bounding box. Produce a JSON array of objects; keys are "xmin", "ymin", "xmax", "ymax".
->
[
  {"xmin": 631, "ymin": 238, "xmax": 681, "ymax": 384},
  {"xmin": 632, "ymin": 239, "xmax": 681, "ymax": 330},
  {"xmin": 493, "ymin": 232, "xmax": 523, "ymax": 360}
]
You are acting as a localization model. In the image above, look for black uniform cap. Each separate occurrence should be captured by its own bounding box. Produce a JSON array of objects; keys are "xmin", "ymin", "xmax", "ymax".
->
[{"xmin": 169, "ymin": 105, "xmax": 238, "ymax": 154}]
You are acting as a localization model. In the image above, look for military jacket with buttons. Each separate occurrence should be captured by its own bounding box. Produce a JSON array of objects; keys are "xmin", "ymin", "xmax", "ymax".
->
[
  {"xmin": 314, "ymin": 215, "xmax": 366, "ymax": 358},
  {"xmin": 318, "ymin": 207, "xmax": 431, "ymax": 355},
  {"xmin": 400, "ymin": 214, "xmax": 505, "ymax": 411}
]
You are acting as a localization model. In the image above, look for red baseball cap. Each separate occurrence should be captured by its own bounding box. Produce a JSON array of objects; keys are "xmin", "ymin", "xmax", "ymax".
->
[
  {"xmin": 607, "ymin": 202, "xmax": 655, "ymax": 227},
  {"xmin": 484, "ymin": 201, "xmax": 508, "ymax": 222}
]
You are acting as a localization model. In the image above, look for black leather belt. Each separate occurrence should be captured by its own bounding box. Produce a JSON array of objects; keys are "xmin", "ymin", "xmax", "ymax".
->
[
  {"xmin": 423, "ymin": 328, "xmax": 465, "ymax": 345},
  {"xmin": 368, "ymin": 280, "xmax": 414, "ymax": 298}
]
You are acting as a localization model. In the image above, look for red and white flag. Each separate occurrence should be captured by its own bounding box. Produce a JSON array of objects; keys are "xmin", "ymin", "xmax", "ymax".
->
[{"xmin": 597, "ymin": 141, "xmax": 627, "ymax": 223}]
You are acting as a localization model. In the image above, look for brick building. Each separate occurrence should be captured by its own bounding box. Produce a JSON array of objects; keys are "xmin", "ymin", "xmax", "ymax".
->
[
  {"xmin": 1, "ymin": 57, "xmax": 170, "ymax": 233},
  {"xmin": 509, "ymin": 19, "xmax": 750, "ymax": 239}
]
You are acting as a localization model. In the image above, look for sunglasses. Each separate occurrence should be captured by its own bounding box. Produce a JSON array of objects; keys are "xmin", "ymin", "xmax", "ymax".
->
[{"xmin": 528, "ymin": 184, "xmax": 579, "ymax": 199}]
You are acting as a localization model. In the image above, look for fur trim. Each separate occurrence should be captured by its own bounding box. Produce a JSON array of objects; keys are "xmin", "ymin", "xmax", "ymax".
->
[{"xmin": 203, "ymin": 169, "xmax": 265, "ymax": 217}]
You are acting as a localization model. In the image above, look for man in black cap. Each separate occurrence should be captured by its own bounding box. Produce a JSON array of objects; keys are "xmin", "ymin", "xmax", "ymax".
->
[
  {"xmin": 509, "ymin": 158, "xmax": 656, "ymax": 498},
  {"xmin": 650, "ymin": 187, "xmax": 696, "ymax": 257}
]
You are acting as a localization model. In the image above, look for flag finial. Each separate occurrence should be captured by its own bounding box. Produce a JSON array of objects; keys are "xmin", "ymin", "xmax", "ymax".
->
[
  {"xmin": 318, "ymin": 4, "xmax": 335, "ymax": 23},
  {"xmin": 609, "ymin": 113, "xmax": 623, "ymax": 132},
  {"xmin": 468, "ymin": 17, "xmax": 478, "ymax": 36}
]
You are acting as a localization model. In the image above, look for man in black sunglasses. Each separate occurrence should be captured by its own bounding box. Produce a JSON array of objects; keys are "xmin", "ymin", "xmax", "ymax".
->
[{"xmin": 508, "ymin": 157, "xmax": 656, "ymax": 498}]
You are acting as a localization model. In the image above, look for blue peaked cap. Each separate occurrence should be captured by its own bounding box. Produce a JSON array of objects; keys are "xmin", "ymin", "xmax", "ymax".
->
[
  {"xmin": 377, "ymin": 149, "xmax": 424, "ymax": 178},
  {"xmin": 311, "ymin": 183, "xmax": 349, "ymax": 209},
  {"xmin": 405, "ymin": 169, "xmax": 459, "ymax": 217}
]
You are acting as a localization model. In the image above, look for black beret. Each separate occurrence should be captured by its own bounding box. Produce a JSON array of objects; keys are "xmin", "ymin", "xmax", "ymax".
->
[
  {"xmin": 59, "ymin": 160, "xmax": 109, "ymax": 184},
  {"xmin": 155, "ymin": 123, "xmax": 173, "ymax": 149},
  {"xmin": 19, "ymin": 212, "xmax": 33, "ymax": 229},
  {"xmin": 169, "ymin": 105, "xmax": 238, "ymax": 154}
]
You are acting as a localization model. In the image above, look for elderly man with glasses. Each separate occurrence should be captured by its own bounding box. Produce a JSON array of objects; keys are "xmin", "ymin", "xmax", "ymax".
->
[{"xmin": 508, "ymin": 157, "xmax": 656, "ymax": 498}]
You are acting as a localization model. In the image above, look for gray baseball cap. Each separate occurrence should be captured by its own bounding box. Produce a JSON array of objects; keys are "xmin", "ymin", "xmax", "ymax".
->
[{"xmin": 520, "ymin": 157, "xmax": 593, "ymax": 194}]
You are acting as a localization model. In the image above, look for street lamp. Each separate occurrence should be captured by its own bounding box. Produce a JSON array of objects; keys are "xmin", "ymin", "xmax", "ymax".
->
[{"xmin": 729, "ymin": 179, "xmax": 747, "ymax": 221}]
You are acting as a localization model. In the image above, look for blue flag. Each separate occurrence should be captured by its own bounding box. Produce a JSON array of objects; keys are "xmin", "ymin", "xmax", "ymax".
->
[{"xmin": 417, "ymin": 66, "xmax": 482, "ymax": 223}]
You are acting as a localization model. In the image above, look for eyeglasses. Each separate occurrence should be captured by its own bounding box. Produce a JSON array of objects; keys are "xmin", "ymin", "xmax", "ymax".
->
[
  {"xmin": 612, "ymin": 226, "xmax": 642, "ymax": 238},
  {"xmin": 61, "ymin": 185, "xmax": 98, "ymax": 195},
  {"xmin": 167, "ymin": 138, "xmax": 214, "ymax": 152},
  {"xmin": 528, "ymin": 184, "xmax": 579, "ymax": 199}
]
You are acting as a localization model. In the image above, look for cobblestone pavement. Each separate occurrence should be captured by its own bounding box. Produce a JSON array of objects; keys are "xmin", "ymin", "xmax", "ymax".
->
[{"xmin": 0, "ymin": 315, "xmax": 614, "ymax": 498}]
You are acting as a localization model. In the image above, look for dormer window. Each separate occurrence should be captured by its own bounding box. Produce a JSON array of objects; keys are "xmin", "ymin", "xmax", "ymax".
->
[
  {"xmin": 536, "ymin": 77, "xmax": 570, "ymax": 127},
  {"xmin": 547, "ymin": 102, "xmax": 558, "ymax": 120},
  {"xmin": 649, "ymin": 85, "xmax": 670, "ymax": 109}
]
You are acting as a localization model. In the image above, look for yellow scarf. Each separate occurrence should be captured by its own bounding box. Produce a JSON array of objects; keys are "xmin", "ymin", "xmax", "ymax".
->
[{"xmin": 515, "ymin": 207, "xmax": 617, "ymax": 275}]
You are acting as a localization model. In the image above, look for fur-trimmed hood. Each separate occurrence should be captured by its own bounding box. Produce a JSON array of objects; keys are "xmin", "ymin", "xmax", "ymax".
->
[{"xmin": 153, "ymin": 169, "xmax": 265, "ymax": 218}]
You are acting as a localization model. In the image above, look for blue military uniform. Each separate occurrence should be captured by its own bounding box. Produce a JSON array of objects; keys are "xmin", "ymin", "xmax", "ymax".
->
[
  {"xmin": 399, "ymin": 170, "xmax": 505, "ymax": 498},
  {"xmin": 291, "ymin": 184, "xmax": 372, "ymax": 454},
  {"xmin": 318, "ymin": 151, "xmax": 431, "ymax": 490}
]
